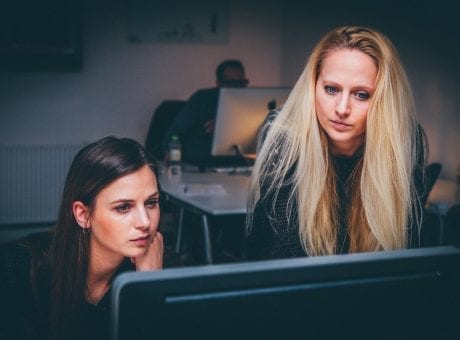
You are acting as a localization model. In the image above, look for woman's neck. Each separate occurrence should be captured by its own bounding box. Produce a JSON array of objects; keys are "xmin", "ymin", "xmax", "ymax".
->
[
  {"xmin": 86, "ymin": 251, "xmax": 124, "ymax": 305},
  {"xmin": 329, "ymin": 136, "xmax": 365, "ymax": 157},
  {"xmin": 330, "ymin": 142, "xmax": 364, "ymax": 159}
]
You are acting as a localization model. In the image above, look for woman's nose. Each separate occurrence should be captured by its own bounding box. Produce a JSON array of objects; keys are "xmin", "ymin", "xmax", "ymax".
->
[
  {"xmin": 335, "ymin": 93, "xmax": 351, "ymax": 116},
  {"xmin": 134, "ymin": 208, "xmax": 150, "ymax": 230}
]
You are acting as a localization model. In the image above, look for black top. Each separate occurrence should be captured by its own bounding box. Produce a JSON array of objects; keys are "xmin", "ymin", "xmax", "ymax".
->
[
  {"xmin": 245, "ymin": 111, "xmax": 429, "ymax": 260},
  {"xmin": 0, "ymin": 232, "xmax": 135, "ymax": 340}
]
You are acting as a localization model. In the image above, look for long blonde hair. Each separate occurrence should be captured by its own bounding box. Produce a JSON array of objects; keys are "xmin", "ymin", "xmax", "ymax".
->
[{"xmin": 247, "ymin": 26, "xmax": 425, "ymax": 256}]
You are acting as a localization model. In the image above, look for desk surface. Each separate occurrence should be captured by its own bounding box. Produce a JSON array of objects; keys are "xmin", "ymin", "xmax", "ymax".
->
[{"xmin": 159, "ymin": 172, "xmax": 251, "ymax": 215}]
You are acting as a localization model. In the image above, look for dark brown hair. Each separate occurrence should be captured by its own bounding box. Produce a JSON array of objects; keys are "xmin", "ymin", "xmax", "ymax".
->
[{"xmin": 50, "ymin": 136, "xmax": 156, "ymax": 339}]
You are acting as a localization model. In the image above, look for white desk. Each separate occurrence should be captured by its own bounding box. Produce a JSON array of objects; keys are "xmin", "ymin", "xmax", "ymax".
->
[{"xmin": 159, "ymin": 171, "xmax": 251, "ymax": 264}]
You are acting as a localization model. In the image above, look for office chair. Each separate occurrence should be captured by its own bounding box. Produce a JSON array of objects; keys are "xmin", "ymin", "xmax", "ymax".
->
[
  {"xmin": 144, "ymin": 100, "xmax": 186, "ymax": 161},
  {"xmin": 421, "ymin": 162, "xmax": 442, "ymax": 208},
  {"xmin": 418, "ymin": 162, "xmax": 443, "ymax": 245},
  {"xmin": 445, "ymin": 204, "xmax": 460, "ymax": 246}
]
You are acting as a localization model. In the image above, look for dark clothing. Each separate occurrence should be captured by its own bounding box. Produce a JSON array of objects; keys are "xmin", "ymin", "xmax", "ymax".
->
[
  {"xmin": 0, "ymin": 232, "xmax": 134, "ymax": 340},
  {"xmin": 245, "ymin": 111, "xmax": 428, "ymax": 260},
  {"xmin": 164, "ymin": 87, "xmax": 220, "ymax": 163}
]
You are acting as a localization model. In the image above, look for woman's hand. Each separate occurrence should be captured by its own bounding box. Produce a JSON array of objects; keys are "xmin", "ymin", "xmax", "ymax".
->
[{"xmin": 131, "ymin": 232, "xmax": 164, "ymax": 271}]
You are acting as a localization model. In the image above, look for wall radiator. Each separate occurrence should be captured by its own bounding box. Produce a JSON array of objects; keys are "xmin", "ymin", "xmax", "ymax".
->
[{"xmin": 0, "ymin": 145, "xmax": 83, "ymax": 225}]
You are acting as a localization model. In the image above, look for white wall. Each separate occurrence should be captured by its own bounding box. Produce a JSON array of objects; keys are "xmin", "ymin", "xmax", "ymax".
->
[
  {"xmin": 279, "ymin": 0, "xmax": 459, "ymax": 184},
  {"xmin": 0, "ymin": 0, "xmax": 282, "ymax": 146}
]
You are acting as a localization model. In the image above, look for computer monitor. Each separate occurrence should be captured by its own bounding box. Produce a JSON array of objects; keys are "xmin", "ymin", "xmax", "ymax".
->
[
  {"xmin": 111, "ymin": 246, "xmax": 460, "ymax": 340},
  {"xmin": 211, "ymin": 87, "xmax": 291, "ymax": 158}
]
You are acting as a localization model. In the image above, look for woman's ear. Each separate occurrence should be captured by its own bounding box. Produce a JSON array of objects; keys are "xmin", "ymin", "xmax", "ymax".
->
[{"xmin": 72, "ymin": 201, "xmax": 90, "ymax": 228}]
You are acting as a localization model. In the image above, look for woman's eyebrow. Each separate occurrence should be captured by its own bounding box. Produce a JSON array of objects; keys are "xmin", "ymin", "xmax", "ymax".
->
[{"xmin": 110, "ymin": 199, "xmax": 134, "ymax": 204}]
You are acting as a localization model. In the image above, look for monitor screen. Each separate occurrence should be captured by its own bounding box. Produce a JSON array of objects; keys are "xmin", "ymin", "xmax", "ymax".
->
[
  {"xmin": 211, "ymin": 87, "xmax": 291, "ymax": 157},
  {"xmin": 111, "ymin": 246, "xmax": 460, "ymax": 340}
]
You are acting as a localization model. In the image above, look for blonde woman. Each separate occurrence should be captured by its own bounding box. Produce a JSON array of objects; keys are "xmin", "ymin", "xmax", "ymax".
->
[{"xmin": 246, "ymin": 26, "xmax": 427, "ymax": 260}]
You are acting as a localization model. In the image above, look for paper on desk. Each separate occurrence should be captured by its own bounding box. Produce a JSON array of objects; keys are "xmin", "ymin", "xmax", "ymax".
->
[{"xmin": 179, "ymin": 184, "xmax": 227, "ymax": 196}]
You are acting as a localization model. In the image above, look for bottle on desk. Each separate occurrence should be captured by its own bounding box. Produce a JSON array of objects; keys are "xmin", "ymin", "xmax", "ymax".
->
[{"xmin": 168, "ymin": 134, "xmax": 182, "ymax": 176}]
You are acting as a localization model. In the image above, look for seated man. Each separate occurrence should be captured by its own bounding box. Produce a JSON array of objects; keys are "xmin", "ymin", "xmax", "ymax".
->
[{"xmin": 163, "ymin": 59, "xmax": 249, "ymax": 167}]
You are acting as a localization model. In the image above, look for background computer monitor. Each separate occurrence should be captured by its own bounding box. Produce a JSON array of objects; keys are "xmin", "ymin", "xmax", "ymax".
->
[
  {"xmin": 211, "ymin": 87, "xmax": 291, "ymax": 158},
  {"xmin": 111, "ymin": 246, "xmax": 460, "ymax": 340}
]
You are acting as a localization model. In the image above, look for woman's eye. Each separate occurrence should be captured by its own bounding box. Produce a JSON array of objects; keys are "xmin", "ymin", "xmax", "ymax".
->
[
  {"xmin": 325, "ymin": 85, "xmax": 338, "ymax": 95},
  {"xmin": 356, "ymin": 91, "xmax": 370, "ymax": 100},
  {"xmin": 115, "ymin": 204, "xmax": 131, "ymax": 213},
  {"xmin": 146, "ymin": 198, "xmax": 158, "ymax": 208}
]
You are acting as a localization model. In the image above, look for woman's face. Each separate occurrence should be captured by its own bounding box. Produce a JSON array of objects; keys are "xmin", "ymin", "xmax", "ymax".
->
[
  {"xmin": 86, "ymin": 165, "xmax": 160, "ymax": 264},
  {"xmin": 315, "ymin": 48, "xmax": 377, "ymax": 156}
]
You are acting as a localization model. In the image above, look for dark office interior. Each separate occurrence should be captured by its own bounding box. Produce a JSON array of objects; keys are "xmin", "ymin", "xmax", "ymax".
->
[
  {"xmin": 1, "ymin": 0, "xmax": 458, "ymax": 255},
  {"xmin": 0, "ymin": 0, "xmax": 459, "ymax": 338}
]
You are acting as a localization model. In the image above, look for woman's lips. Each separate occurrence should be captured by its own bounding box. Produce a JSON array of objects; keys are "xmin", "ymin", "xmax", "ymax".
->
[
  {"xmin": 330, "ymin": 120, "xmax": 352, "ymax": 131},
  {"xmin": 131, "ymin": 235, "xmax": 150, "ymax": 246}
]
